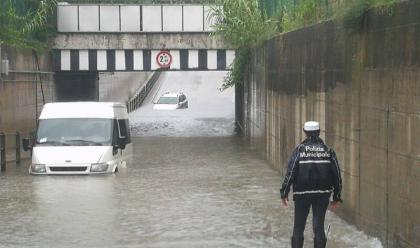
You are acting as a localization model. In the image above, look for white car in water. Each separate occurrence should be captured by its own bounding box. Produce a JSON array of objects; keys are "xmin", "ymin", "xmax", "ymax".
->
[{"xmin": 153, "ymin": 92, "xmax": 188, "ymax": 110}]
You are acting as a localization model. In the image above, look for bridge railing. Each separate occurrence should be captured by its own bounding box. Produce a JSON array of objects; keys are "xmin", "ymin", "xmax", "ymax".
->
[
  {"xmin": 126, "ymin": 71, "xmax": 162, "ymax": 113},
  {"xmin": 57, "ymin": 3, "xmax": 217, "ymax": 33}
]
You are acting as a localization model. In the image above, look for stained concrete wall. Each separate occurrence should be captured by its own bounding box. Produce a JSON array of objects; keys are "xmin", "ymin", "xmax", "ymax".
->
[
  {"xmin": 237, "ymin": 1, "xmax": 420, "ymax": 247},
  {"xmin": 98, "ymin": 72, "xmax": 152, "ymax": 102},
  {"xmin": 0, "ymin": 45, "xmax": 55, "ymax": 161},
  {"xmin": 52, "ymin": 33, "xmax": 229, "ymax": 50}
]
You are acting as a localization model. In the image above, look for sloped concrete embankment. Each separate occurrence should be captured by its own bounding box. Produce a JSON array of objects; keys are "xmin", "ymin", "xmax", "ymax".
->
[{"xmin": 236, "ymin": 1, "xmax": 419, "ymax": 247}]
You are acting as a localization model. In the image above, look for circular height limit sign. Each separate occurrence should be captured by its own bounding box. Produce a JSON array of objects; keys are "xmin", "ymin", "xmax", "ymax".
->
[{"xmin": 156, "ymin": 50, "xmax": 173, "ymax": 69}]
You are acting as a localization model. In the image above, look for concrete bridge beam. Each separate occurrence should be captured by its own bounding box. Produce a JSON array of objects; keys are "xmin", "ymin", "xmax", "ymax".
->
[{"xmin": 52, "ymin": 33, "xmax": 231, "ymax": 50}]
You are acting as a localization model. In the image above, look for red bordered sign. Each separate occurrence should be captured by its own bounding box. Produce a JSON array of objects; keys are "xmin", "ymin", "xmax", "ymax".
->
[{"xmin": 156, "ymin": 50, "xmax": 173, "ymax": 69}]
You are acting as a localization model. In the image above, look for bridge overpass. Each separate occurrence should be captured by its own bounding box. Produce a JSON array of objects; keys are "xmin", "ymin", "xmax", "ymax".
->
[{"xmin": 52, "ymin": 3, "xmax": 235, "ymax": 72}]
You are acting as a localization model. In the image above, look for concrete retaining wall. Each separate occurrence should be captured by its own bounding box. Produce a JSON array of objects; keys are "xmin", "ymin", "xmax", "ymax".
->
[
  {"xmin": 99, "ymin": 72, "xmax": 152, "ymax": 103},
  {"xmin": 0, "ymin": 45, "xmax": 55, "ymax": 161},
  {"xmin": 237, "ymin": 1, "xmax": 419, "ymax": 247}
]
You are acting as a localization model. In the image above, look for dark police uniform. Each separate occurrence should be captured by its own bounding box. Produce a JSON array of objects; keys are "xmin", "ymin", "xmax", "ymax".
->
[{"xmin": 280, "ymin": 135, "xmax": 342, "ymax": 248}]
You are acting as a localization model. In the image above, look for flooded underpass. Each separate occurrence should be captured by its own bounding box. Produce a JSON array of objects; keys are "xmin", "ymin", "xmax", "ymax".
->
[{"xmin": 0, "ymin": 72, "xmax": 382, "ymax": 247}]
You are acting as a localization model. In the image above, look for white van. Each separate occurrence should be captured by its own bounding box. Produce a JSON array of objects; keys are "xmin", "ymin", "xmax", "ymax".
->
[{"xmin": 23, "ymin": 102, "xmax": 132, "ymax": 175}]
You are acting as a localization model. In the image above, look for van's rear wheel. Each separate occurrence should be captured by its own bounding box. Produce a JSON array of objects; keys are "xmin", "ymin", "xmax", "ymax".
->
[{"xmin": 115, "ymin": 166, "xmax": 119, "ymax": 173}]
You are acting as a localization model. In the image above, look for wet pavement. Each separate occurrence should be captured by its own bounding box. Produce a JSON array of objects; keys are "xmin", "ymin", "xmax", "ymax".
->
[
  {"xmin": 0, "ymin": 137, "xmax": 382, "ymax": 248},
  {"xmin": 0, "ymin": 72, "xmax": 382, "ymax": 247},
  {"xmin": 130, "ymin": 71, "xmax": 236, "ymax": 137}
]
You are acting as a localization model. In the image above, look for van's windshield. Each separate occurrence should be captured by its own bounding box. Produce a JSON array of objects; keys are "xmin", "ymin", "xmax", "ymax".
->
[{"xmin": 36, "ymin": 118, "xmax": 113, "ymax": 146}]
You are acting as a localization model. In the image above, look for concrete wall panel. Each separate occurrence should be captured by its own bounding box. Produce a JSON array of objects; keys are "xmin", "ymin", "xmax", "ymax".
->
[
  {"xmin": 226, "ymin": 50, "xmax": 235, "ymax": 68},
  {"xmin": 207, "ymin": 50, "xmax": 217, "ymax": 70},
  {"xmin": 79, "ymin": 5, "xmax": 99, "ymax": 32},
  {"xmin": 58, "ymin": 4, "xmax": 216, "ymax": 34},
  {"xmin": 238, "ymin": 1, "xmax": 420, "ymax": 247},
  {"xmin": 99, "ymin": 72, "xmax": 151, "ymax": 102},
  {"xmin": 57, "ymin": 5, "xmax": 78, "ymax": 32},
  {"xmin": 183, "ymin": 6, "xmax": 204, "ymax": 32},
  {"xmin": 142, "ymin": 6, "xmax": 162, "ymax": 32},
  {"xmin": 358, "ymin": 181, "xmax": 388, "ymax": 241},
  {"xmin": 151, "ymin": 50, "xmax": 160, "ymax": 70},
  {"xmin": 100, "ymin": 6, "xmax": 120, "ymax": 32},
  {"xmin": 204, "ymin": 6, "xmax": 216, "ymax": 31},
  {"xmin": 169, "ymin": 50, "xmax": 180, "ymax": 69},
  {"xmin": 133, "ymin": 50, "xmax": 143, "ymax": 70},
  {"xmin": 61, "ymin": 50, "xmax": 71, "ymax": 71},
  {"xmin": 97, "ymin": 50, "xmax": 107, "ymax": 71},
  {"xmin": 115, "ymin": 50, "xmax": 125, "ymax": 70},
  {"xmin": 163, "ymin": 6, "xmax": 183, "ymax": 32},
  {"xmin": 79, "ymin": 6, "xmax": 99, "ymax": 32},
  {"xmin": 413, "ymin": 115, "xmax": 420, "ymax": 156},
  {"xmin": 188, "ymin": 50, "xmax": 199, "ymax": 69},
  {"xmin": 406, "ymin": 201, "xmax": 420, "ymax": 247},
  {"xmin": 121, "ymin": 6, "xmax": 140, "ymax": 32},
  {"xmin": 409, "ymin": 159, "xmax": 420, "ymax": 203},
  {"xmin": 359, "ymin": 107, "xmax": 388, "ymax": 149}
]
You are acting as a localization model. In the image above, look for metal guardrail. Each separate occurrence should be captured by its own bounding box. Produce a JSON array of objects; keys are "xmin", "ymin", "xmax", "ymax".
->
[
  {"xmin": 126, "ymin": 71, "xmax": 162, "ymax": 113},
  {"xmin": 0, "ymin": 132, "xmax": 23, "ymax": 172}
]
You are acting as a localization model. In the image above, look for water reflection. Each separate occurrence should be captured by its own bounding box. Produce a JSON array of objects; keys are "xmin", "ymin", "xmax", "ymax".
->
[{"xmin": 0, "ymin": 137, "xmax": 382, "ymax": 248}]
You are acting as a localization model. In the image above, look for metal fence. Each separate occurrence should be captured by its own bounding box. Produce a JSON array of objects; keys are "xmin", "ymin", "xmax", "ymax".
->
[
  {"xmin": 259, "ymin": 0, "xmax": 337, "ymax": 17},
  {"xmin": 259, "ymin": 0, "xmax": 281, "ymax": 17},
  {"xmin": 259, "ymin": 0, "xmax": 403, "ymax": 18},
  {"xmin": 126, "ymin": 71, "xmax": 162, "ymax": 113}
]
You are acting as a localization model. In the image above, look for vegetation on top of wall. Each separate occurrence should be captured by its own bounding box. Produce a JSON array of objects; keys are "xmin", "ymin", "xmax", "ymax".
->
[
  {"xmin": 275, "ymin": 0, "xmax": 400, "ymax": 33},
  {"xmin": 63, "ymin": 0, "xmax": 216, "ymax": 3},
  {"xmin": 339, "ymin": 0, "xmax": 400, "ymax": 32},
  {"xmin": 210, "ymin": 0, "xmax": 276, "ymax": 90},
  {"xmin": 279, "ymin": 0, "xmax": 330, "ymax": 32},
  {"xmin": 0, "ymin": 0, "xmax": 57, "ymax": 51},
  {"xmin": 212, "ymin": 0, "xmax": 276, "ymax": 48},
  {"xmin": 211, "ymin": 0, "xmax": 401, "ymax": 89}
]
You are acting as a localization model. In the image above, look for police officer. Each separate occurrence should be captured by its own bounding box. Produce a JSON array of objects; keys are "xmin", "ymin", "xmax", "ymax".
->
[{"xmin": 280, "ymin": 121, "xmax": 343, "ymax": 248}]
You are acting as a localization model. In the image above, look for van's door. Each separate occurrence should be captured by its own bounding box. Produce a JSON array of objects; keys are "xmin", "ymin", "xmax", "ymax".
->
[{"xmin": 115, "ymin": 119, "xmax": 132, "ymax": 169}]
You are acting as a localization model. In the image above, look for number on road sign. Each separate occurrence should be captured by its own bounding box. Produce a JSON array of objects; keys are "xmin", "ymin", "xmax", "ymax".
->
[{"xmin": 156, "ymin": 51, "xmax": 173, "ymax": 68}]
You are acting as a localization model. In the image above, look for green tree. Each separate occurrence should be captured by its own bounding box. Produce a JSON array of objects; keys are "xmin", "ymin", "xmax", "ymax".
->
[{"xmin": 0, "ymin": 0, "xmax": 57, "ymax": 51}]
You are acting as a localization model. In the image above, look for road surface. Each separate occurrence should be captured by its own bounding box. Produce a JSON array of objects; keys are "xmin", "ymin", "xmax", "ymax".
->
[{"xmin": 0, "ymin": 71, "xmax": 382, "ymax": 247}]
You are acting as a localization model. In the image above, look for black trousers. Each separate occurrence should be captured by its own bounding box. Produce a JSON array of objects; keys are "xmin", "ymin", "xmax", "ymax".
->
[{"xmin": 293, "ymin": 194, "xmax": 330, "ymax": 239}]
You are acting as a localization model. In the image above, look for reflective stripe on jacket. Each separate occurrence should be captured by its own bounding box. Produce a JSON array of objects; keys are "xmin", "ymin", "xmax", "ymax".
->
[{"xmin": 280, "ymin": 136, "xmax": 343, "ymax": 202}]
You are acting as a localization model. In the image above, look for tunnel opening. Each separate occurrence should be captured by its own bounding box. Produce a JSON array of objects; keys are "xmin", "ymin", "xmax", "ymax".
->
[
  {"xmin": 52, "ymin": 70, "xmax": 235, "ymax": 137},
  {"xmin": 54, "ymin": 72, "xmax": 99, "ymax": 102},
  {"xmin": 97, "ymin": 70, "xmax": 236, "ymax": 137}
]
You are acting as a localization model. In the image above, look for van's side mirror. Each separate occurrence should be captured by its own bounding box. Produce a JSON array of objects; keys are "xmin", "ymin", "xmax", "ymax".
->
[
  {"xmin": 119, "ymin": 138, "xmax": 126, "ymax": 150},
  {"xmin": 114, "ymin": 137, "xmax": 126, "ymax": 150},
  {"xmin": 22, "ymin": 138, "xmax": 33, "ymax": 151}
]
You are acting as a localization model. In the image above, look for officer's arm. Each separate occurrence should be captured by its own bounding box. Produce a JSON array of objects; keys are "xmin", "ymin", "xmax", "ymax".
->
[
  {"xmin": 280, "ymin": 146, "xmax": 301, "ymax": 199},
  {"xmin": 330, "ymin": 149, "xmax": 343, "ymax": 202}
]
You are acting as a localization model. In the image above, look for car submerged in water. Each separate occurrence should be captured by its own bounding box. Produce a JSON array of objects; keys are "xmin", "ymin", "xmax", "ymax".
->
[
  {"xmin": 23, "ymin": 102, "xmax": 133, "ymax": 175},
  {"xmin": 153, "ymin": 92, "xmax": 188, "ymax": 110}
]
